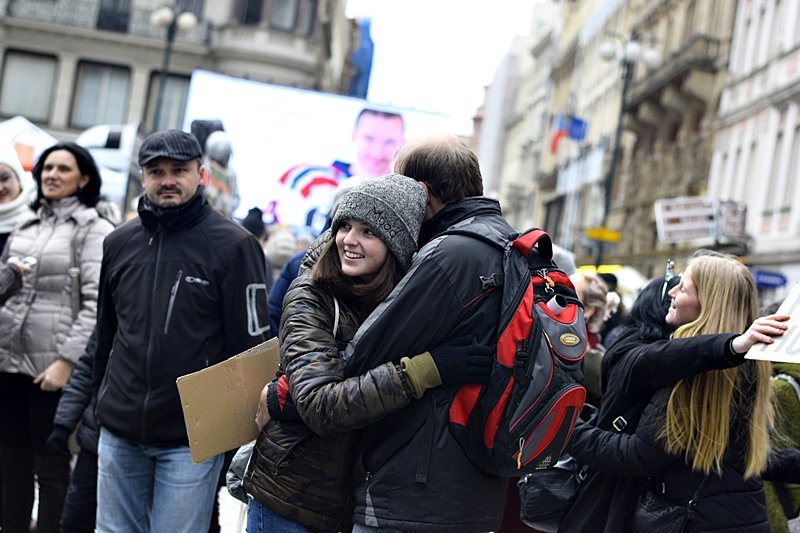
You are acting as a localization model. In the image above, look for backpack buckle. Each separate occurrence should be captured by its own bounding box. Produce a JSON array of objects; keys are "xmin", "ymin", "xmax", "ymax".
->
[
  {"xmin": 612, "ymin": 416, "xmax": 628, "ymax": 432},
  {"xmin": 480, "ymin": 273, "xmax": 504, "ymax": 289}
]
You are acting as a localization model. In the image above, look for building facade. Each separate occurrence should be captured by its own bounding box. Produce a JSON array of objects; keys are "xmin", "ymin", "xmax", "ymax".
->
[
  {"xmin": 606, "ymin": 0, "xmax": 737, "ymax": 276},
  {"xmin": 710, "ymin": 0, "xmax": 800, "ymax": 298},
  {"xmin": 0, "ymin": 0, "xmax": 355, "ymax": 138}
]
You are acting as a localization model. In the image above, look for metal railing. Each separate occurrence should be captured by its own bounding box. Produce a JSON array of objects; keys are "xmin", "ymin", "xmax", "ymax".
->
[{"xmin": 6, "ymin": 0, "xmax": 209, "ymax": 45}]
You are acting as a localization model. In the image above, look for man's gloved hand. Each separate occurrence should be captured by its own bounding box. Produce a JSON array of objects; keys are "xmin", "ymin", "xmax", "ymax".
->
[
  {"xmin": 45, "ymin": 425, "xmax": 72, "ymax": 457},
  {"xmin": 401, "ymin": 337, "xmax": 494, "ymax": 399}
]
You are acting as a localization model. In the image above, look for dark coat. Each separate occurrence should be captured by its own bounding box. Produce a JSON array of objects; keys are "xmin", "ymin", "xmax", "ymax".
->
[
  {"xmin": 245, "ymin": 275, "xmax": 412, "ymax": 532},
  {"xmin": 267, "ymin": 250, "xmax": 304, "ymax": 336},
  {"xmin": 52, "ymin": 328, "xmax": 98, "ymax": 454},
  {"xmin": 341, "ymin": 197, "xmax": 512, "ymax": 532},
  {"xmin": 569, "ymin": 384, "xmax": 769, "ymax": 532},
  {"xmin": 560, "ymin": 331, "xmax": 743, "ymax": 532},
  {"xmin": 94, "ymin": 191, "xmax": 270, "ymax": 446}
]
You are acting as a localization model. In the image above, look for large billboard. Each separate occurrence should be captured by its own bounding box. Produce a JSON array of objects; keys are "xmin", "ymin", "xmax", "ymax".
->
[{"xmin": 183, "ymin": 70, "xmax": 460, "ymax": 234}]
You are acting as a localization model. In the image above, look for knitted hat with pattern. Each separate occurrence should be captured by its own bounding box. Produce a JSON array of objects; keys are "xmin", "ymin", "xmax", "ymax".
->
[{"xmin": 331, "ymin": 173, "xmax": 426, "ymax": 270}]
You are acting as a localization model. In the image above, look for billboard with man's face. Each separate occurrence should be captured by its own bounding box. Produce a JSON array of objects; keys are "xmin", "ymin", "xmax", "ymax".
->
[{"xmin": 183, "ymin": 70, "xmax": 460, "ymax": 234}]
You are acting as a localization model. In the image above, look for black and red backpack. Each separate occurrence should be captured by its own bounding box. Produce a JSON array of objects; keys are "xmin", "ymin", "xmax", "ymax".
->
[{"xmin": 446, "ymin": 228, "xmax": 587, "ymax": 476}]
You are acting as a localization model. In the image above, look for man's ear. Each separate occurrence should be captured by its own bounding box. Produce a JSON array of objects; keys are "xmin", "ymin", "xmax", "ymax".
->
[
  {"xmin": 139, "ymin": 170, "xmax": 145, "ymax": 187},
  {"xmin": 419, "ymin": 181, "xmax": 445, "ymax": 218},
  {"xmin": 199, "ymin": 165, "xmax": 209, "ymax": 187}
]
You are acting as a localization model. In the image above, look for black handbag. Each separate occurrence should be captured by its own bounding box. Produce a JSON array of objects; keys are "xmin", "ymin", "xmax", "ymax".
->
[
  {"xmin": 627, "ymin": 476, "xmax": 709, "ymax": 533},
  {"xmin": 518, "ymin": 453, "xmax": 588, "ymax": 532}
]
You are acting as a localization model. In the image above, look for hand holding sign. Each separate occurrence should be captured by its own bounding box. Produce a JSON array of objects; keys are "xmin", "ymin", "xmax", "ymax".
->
[{"xmin": 745, "ymin": 283, "xmax": 800, "ymax": 363}]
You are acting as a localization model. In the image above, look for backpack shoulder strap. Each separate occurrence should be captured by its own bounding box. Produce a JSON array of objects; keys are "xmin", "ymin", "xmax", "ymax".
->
[{"xmin": 439, "ymin": 227, "xmax": 511, "ymax": 251}]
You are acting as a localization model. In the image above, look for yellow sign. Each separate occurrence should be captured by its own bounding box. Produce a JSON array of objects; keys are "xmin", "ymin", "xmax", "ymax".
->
[{"xmin": 586, "ymin": 226, "xmax": 621, "ymax": 243}]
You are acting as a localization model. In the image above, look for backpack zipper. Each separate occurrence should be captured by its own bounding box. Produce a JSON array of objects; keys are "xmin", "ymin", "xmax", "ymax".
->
[{"xmin": 535, "ymin": 269, "xmax": 555, "ymax": 293}]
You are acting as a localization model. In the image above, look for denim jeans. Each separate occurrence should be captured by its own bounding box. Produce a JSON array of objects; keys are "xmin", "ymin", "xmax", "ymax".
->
[
  {"xmin": 96, "ymin": 427, "xmax": 223, "ymax": 533},
  {"xmin": 247, "ymin": 498, "xmax": 313, "ymax": 533}
]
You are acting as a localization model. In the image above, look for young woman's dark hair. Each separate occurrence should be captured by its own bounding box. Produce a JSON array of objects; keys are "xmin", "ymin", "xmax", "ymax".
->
[
  {"xmin": 31, "ymin": 142, "xmax": 103, "ymax": 207},
  {"xmin": 311, "ymin": 239, "xmax": 405, "ymax": 322},
  {"xmin": 618, "ymin": 274, "xmax": 681, "ymax": 343}
]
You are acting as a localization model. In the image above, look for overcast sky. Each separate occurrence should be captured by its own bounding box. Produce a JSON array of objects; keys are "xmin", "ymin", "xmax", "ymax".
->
[{"xmin": 345, "ymin": 0, "xmax": 540, "ymax": 135}]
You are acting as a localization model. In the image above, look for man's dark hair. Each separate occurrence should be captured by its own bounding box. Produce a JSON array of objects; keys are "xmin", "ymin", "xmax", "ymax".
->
[
  {"xmin": 32, "ymin": 142, "xmax": 103, "ymax": 207},
  {"xmin": 311, "ymin": 237, "xmax": 405, "ymax": 322},
  {"xmin": 394, "ymin": 136, "xmax": 483, "ymax": 204},
  {"xmin": 355, "ymin": 108, "xmax": 405, "ymax": 130}
]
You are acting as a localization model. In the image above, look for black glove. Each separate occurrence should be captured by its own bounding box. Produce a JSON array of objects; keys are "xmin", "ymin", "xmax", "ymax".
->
[
  {"xmin": 430, "ymin": 336, "xmax": 495, "ymax": 386},
  {"xmin": 46, "ymin": 425, "xmax": 72, "ymax": 457}
]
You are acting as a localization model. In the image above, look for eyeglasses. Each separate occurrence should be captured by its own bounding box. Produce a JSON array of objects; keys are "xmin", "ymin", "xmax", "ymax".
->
[{"xmin": 661, "ymin": 259, "xmax": 675, "ymax": 300}]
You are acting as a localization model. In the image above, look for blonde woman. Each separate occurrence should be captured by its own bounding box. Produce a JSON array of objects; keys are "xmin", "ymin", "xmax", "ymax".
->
[{"xmin": 567, "ymin": 251, "xmax": 788, "ymax": 532}]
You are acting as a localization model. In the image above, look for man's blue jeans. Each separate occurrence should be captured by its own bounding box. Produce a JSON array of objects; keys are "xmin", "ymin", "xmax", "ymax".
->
[{"xmin": 96, "ymin": 427, "xmax": 223, "ymax": 533}]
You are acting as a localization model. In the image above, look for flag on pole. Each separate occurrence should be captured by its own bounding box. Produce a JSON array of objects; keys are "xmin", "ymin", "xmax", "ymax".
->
[{"xmin": 550, "ymin": 114, "xmax": 588, "ymax": 154}]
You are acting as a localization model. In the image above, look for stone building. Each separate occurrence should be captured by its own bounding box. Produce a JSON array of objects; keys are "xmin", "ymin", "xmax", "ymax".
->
[
  {"xmin": 607, "ymin": 0, "xmax": 738, "ymax": 276},
  {"xmin": 0, "ymin": 0, "xmax": 355, "ymax": 138},
  {"xmin": 709, "ymin": 0, "xmax": 800, "ymax": 299}
]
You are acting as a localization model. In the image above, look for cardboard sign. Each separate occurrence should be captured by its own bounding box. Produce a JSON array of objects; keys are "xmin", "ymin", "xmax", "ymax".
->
[
  {"xmin": 177, "ymin": 338, "xmax": 280, "ymax": 464},
  {"xmin": 746, "ymin": 283, "xmax": 800, "ymax": 363}
]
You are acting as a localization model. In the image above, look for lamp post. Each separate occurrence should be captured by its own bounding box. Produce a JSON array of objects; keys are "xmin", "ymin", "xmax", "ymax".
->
[
  {"xmin": 150, "ymin": 5, "xmax": 198, "ymax": 131},
  {"xmin": 594, "ymin": 35, "xmax": 660, "ymax": 267}
]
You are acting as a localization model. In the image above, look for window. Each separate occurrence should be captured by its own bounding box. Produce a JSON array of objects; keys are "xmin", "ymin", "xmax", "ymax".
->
[
  {"xmin": 298, "ymin": 0, "xmax": 316, "ymax": 36},
  {"xmin": 97, "ymin": 0, "xmax": 130, "ymax": 32},
  {"xmin": 71, "ymin": 62, "xmax": 130, "ymax": 128},
  {"xmin": 270, "ymin": 0, "xmax": 298, "ymax": 32},
  {"xmin": 239, "ymin": 0, "xmax": 263, "ymax": 25},
  {"xmin": 178, "ymin": 0, "xmax": 204, "ymax": 18},
  {"xmin": 145, "ymin": 73, "xmax": 190, "ymax": 132},
  {"xmin": 0, "ymin": 51, "xmax": 57, "ymax": 122},
  {"xmin": 770, "ymin": 0, "xmax": 784, "ymax": 57},
  {"xmin": 783, "ymin": 125, "xmax": 800, "ymax": 212}
]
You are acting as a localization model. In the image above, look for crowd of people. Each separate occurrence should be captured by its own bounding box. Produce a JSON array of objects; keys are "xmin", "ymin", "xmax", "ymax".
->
[{"xmin": 0, "ymin": 124, "xmax": 796, "ymax": 533}]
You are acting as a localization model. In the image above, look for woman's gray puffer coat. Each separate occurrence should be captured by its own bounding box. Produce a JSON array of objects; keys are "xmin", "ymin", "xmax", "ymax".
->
[{"xmin": 0, "ymin": 197, "xmax": 113, "ymax": 377}]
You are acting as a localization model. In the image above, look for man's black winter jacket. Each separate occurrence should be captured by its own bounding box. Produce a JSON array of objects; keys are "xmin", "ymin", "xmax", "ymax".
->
[{"xmin": 93, "ymin": 192, "xmax": 270, "ymax": 446}]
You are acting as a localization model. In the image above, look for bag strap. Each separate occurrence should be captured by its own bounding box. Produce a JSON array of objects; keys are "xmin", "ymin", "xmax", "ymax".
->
[
  {"xmin": 607, "ymin": 397, "xmax": 651, "ymax": 433},
  {"xmin": 68, "ymin": 223, "xmax": 91, "ymax": 322}
]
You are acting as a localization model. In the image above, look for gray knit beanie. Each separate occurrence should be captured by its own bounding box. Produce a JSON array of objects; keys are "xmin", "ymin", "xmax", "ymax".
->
[{"xmin": 331, "ymin": 173, "xmax": 426, "ymax": 270}]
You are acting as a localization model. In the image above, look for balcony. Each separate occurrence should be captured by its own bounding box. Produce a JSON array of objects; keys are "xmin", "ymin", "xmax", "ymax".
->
[
  {"xmin": 626, "ymin": 33, "xmax": 721, "ymax": 111},
  {"xmin": 212, "ymin": 24, "xmax": 320, "ymax": 71},
  {"xmin": 6, "ymin": 0, "xmax": 208, "ymax": 45}
]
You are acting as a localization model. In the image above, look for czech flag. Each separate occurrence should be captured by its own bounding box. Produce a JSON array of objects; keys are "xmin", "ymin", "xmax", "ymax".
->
[{"xmin": 550, "ymin": 114, "xmax": 588, "ymax": 154}]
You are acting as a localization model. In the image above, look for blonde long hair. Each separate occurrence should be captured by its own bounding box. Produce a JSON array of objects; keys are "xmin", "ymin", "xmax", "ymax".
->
[{"xmin": 660, "ymin": 251, "xmax": 773, "ymax": 478}]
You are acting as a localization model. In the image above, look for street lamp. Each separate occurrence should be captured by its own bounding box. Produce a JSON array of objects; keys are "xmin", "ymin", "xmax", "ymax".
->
[
  {"xmin": 150, "ymin": 5, "xmax": 198, "ymax": 131},
  {"xmin": 594, "ymin": 33, "xmax": 660, "ymax": 267}
]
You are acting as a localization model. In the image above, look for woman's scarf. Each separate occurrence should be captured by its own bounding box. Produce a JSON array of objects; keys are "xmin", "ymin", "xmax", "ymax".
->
[{"xmin": 0, "ymin": 172, "xmax": 35, "ymax": 235}]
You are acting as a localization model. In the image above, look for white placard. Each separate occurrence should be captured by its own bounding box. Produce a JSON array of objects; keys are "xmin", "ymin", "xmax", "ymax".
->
[{"xmin": 745, "ymin": 282, "xmax": 800, "ymax": 363}]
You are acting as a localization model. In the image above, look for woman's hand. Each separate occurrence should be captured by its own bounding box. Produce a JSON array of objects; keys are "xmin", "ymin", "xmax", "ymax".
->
[
  {"xmin": 7, "ymin": 256, "xmax": 32, "ymax": 275},
  {"xmin": 731, "ymin": 313, "xmax": 791, "ymax": 354},
  {"xmin": 34, "ymin": 359, "xmax": 74, "ymax": 391},
  {"xmin": 255, "ymin": 381, "xmax": 272, "ymax": 431}
]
